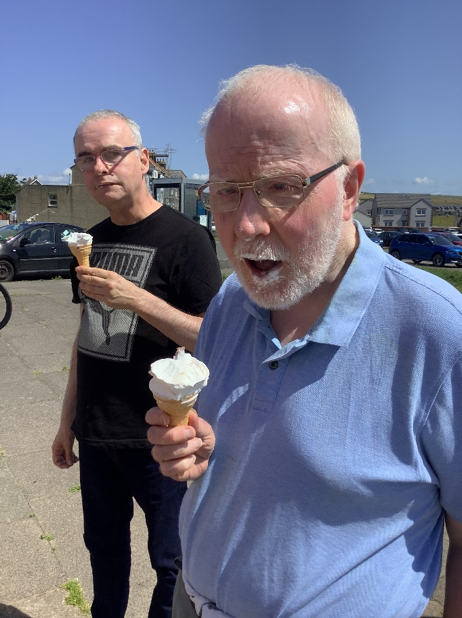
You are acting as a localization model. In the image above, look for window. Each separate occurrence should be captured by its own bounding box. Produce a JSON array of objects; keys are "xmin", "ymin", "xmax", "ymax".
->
[
  {"xmin": 402, "ymin": 220, "xmax": 408, "ymax": 226},
  {"xmin": 48, "ymin": 194, "xmax": 58, "ymax": 208},
  {"xmin": 384, "ymin": 221, "xmax": 393, "ymax": 227},
  {"xmin": 416, "ymin": 209, "xmax": 426, "ymax": 216},
  {"xmin": 416, "ymin": 222, "xmax": 425, "ymax": 228},
  {"xmin": 402, "ymin": 209, "xmax": 408, "ymax": 214},
  {"xmin": 384, "ymin": 209, "xmax": 393, "ymax": 215}
]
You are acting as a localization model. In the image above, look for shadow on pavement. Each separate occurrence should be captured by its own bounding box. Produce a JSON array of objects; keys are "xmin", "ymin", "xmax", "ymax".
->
[{"xmin": 0, "ymin": 605, "xmax": 33, "ymax": 617}]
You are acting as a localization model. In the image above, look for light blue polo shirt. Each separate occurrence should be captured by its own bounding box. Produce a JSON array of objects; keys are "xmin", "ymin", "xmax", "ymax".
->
[{"xmin": 179, "ymin": 224, "xmax": 462, "ymax": 618}]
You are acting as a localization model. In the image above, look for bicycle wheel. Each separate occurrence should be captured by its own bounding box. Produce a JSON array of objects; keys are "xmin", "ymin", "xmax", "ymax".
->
[{"xmin": 0, "ymin": 283, "xmax": 12, "ymax": 330}]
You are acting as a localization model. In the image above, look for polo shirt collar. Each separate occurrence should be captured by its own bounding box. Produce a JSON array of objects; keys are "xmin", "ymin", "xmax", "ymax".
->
[{"xmin": 244, "ymin": 222, "xmax": 386, "ymax": 348}]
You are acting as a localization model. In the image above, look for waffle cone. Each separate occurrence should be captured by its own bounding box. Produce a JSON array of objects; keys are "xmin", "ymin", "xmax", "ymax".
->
[
  {"xmin": 155, "ymin": 393, "xmax": 198, "ymax": 427},
  {"xmin": 70, "ymin": 244, "xmax": 92, "ymax": 266}
]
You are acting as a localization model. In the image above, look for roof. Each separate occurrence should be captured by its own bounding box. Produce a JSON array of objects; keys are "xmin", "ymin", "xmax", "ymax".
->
[{"xmin": 374, "ymin": 193, "xmax": 433, "ymax": 209}]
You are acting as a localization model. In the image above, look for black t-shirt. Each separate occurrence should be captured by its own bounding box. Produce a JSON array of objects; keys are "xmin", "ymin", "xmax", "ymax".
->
[{"xmin": 71, "ymin": 206, "xmax": 222, "ymax": 447}]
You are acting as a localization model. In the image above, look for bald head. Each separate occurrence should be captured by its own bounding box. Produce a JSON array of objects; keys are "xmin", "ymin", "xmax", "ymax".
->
[{"xmin": 202, "ymin": 64, "xmax": 361, "ymax": 166}]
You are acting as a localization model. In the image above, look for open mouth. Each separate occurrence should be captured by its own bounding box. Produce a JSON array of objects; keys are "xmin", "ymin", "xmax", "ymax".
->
[{"xmin": 245, "ymin": 258, "xmax": 283, "ymax": 278}]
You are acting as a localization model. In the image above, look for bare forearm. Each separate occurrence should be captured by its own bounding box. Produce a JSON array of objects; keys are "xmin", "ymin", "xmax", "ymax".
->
[
  {"xmin": 60, "ymin": 332, "xmax": 79, "ymax": 429},
  {"xmin": 443, "ymin": 514, "xmax": 462, "ymax": 618},
  {"xmin": 132, "ymin": 287, "xmax": 202, "ymax": 352},
  {"xmin": 77, "ymin": 268, "xmax": 203, "ymax": 352},
  {"xmin": 443, "ymin": 545, "xmax": 462, "ymax": 617}
]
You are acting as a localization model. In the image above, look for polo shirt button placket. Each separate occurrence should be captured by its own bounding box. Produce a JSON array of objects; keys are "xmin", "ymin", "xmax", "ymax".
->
[{"xmin": 269, "ymin": 360, "xmax": 279, "ymax": 370}]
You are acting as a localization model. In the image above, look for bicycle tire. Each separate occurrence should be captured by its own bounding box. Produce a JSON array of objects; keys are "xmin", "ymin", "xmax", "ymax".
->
[{"xmin": 0, "ymin": 283, "xmax": 12, "ymax": 330}]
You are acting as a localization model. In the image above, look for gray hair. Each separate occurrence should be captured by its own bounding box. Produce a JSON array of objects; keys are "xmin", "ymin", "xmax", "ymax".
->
[
  {"xmin": 74, "ymin": 109, "xmax": 143, "ymax": 149},
  {"xmin": 200, "ymin": 64, "xmax": 361, "ymax": 166}
]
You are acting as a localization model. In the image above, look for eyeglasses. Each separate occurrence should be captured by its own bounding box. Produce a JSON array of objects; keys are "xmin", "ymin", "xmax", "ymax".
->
[
  {"xmin": 74, "ymin": 146, "xmax": 140, "ymax": 172},
  {"xmin": 198, "ymin": 161, "xmax": 345, "ymax": 213}
]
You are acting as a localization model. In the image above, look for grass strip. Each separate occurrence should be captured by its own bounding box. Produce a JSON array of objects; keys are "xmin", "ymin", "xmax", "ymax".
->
[{"xmin": 62, "ymin": 579, "xmax": 91, "ymax": 615}]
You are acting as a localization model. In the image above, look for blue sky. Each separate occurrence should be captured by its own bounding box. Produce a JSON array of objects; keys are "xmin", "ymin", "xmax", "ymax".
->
[{"xmin": 1, "ymin": 0, "xmax": 461, "ymax": 195}]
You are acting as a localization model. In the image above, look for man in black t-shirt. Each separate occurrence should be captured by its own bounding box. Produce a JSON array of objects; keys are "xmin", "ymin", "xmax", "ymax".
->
[{"xmin": 52, "ymin": 110, "xmax": 222, "ymax": 618}]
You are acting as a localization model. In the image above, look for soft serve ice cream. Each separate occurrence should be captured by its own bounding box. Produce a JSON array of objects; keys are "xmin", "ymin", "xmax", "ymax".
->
[
  {"xmin": 148, "ymin": 347, "xmax": 209, "ymax": 426},
  {"xmin": 66, "ymin": 232, "xmax": 93, "ymax": 266}
]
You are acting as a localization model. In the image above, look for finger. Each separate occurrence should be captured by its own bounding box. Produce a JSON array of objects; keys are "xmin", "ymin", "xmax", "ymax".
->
[
  {"xmin": 145, "ymin": 406, "xmax": 170, "ymax": 427},
  {"xmin": 151, "ymin": 437, "xmax": 203, "ymax": 463},
  {"xmin": 146, "ymin": 423, "xmax": 195, "ymax": 447},
  {"xmin": 155, "ymin": 452, "xmax": 197, "ymax": 480},
  {"xmin": 76, "ymin": 266, "xmax": 108, "ymax": 277}
]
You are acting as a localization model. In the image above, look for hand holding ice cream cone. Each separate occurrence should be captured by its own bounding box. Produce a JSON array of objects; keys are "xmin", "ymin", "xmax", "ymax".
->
[{"xmin": 148, "ymin": 347, "xmax": 209, "ymax": 427}]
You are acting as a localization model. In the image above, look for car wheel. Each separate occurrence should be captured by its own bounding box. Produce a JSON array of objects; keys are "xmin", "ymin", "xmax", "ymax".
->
[
  {"xmin": 0, "ymin": 260, "xmax": 14, "ymax": 282},
  {"xmin": 412, "ymin": 260, "xmax": 422, "ymax": 264},
  {"xmin": 390, "ymin": 250, "xmax": 401, "ymax": 260},
  {"xmin": 432, "ymin": 253, "xmax": 445, "ymax": 267}
]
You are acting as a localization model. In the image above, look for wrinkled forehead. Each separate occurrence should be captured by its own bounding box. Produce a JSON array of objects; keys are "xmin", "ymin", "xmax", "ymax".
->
[{"xmin": 205, "ymin": 88, "xmax": 329, "ymax": 172}]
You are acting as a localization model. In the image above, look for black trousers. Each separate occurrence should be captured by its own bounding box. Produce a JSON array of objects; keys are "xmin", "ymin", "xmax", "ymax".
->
[{"xmin": 79, "ymin": 443, "xmax": 187, "ymax": 618}]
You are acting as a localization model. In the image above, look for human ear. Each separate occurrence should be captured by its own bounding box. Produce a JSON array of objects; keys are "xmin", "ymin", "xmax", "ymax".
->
[
  {"xmin": 139, "ymin": 147, "xmax": 150, "ymax": 174},
  {"xmin": 342, "ymin": 160, "xmax": 365, "ymax": 221}
]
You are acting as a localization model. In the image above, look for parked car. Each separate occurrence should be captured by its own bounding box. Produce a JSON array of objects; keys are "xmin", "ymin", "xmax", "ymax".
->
[
  {"xmin": 378, "ymin": 230, "xmax": 401, "ymax": 247},
  {"xmin": 433, "ymin": 231, "xmax": 462, "ymax": 246},
  {"xmin": 0, "ymin": 222, "xmax": 85, "ymax": 282},
  {"xmin": 389, "ymin": 233, "xmax": 462, "ymax": 267},
  {"xmin": 365, "ymin": 230, "xmax": 384, "ymax": 246}
]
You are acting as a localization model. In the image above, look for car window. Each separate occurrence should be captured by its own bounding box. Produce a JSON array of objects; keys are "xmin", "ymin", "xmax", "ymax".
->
[
  {"xmin": 26, "ymin": 226, "xmax": 54, "ymax": 244},
  {"xmin": 0, "ymin": 223, "xmax": 29, "ymax": 241},
  {"xmin": 58, "ymin": 225, "xmax": 84, "ymax": 242},
  {"xmin": 428, "ymin": 234, "xmax": 452, "ymax": 246}
]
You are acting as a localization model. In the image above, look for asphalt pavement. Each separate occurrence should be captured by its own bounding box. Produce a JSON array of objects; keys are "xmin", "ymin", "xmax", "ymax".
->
[{"xmin": 0, "ymin": 278, "xmax": 447, "ymax": 617}]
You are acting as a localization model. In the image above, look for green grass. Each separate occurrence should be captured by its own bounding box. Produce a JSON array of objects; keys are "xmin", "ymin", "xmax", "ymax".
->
[
  {"xmin": 431, "ymin": 194, "xmax": 462, "ymax": 207},
  {"xmin": 40, "ymin": 532, "xmax": 54, "ymax": 541},
  {"xmin": 68, "ymin": 484, "xmax": 81, "ymax": 493},
  {"xmin": 415, "ymin": 266, "xmax": 462, "ymax": 293},
  {"xmin": 432, "ymin": 214, "xmax": 460, "ymax": 227},
  {"xmin": 62, "ymin": 579, "xmax": 91, "ymax": 615}
]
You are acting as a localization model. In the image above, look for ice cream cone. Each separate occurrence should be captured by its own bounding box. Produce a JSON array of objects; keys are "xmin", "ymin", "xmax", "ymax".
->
[
  {"xmin": 70, "ymin": 244, "xmax": 92, "ymax": 266},
  {"xmin": 155, "ymin": 393, "xmax": 198, "ymax": 427}
]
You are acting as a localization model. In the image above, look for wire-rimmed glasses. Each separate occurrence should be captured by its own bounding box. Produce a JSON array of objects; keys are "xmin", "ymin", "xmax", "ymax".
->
[
  {"xmin": 74, "ymin": 146, "xmax": 140, "ymax": 172},
  {"xmin": 198, "ymin": 161, "xmax": 345, "ymax": 213}
]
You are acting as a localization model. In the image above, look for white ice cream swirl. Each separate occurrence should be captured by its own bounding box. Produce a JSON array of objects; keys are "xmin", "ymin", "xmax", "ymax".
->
[{"xmin": 148, "ymin": 347, "xmax": 209, "ymax": 401}]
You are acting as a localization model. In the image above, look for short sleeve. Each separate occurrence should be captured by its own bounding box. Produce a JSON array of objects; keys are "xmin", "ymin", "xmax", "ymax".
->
[{"xmin": 172, "ymin": 224, "xmax": 222, "ymax": 315}]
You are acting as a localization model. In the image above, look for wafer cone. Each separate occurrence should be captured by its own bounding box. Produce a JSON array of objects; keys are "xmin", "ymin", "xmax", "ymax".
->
[
  {"xmin": 155, "ymin": 393, "xmax": 198, "ymax": 427},
  {"xmin": 70, "ymin": 244, "xmax": 92, "ymax": 266}
]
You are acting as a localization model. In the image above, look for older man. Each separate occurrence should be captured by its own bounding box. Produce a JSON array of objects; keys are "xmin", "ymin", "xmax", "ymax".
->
[
  {"xmin": 52, "ymin": 110, "xmax": 222, "ymax": 618},
  {"xmin": 147, "ymin": 67, "xmax": 462, "ymax": 617}
]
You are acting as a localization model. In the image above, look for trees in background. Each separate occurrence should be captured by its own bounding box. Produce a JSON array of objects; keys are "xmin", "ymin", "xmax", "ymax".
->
[{"xmin": 0, "ymin": 174, "xmax": 23, "ymax": 213}]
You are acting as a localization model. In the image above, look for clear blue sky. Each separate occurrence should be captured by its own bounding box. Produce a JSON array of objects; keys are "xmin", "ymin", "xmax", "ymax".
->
[{"xmin": 1, "ymin": 0, "xmax": 461, "ymax": 195}]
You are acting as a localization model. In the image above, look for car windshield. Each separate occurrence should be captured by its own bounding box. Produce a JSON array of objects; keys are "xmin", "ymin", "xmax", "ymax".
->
[
  {"xmin": 0, "ymin": 223, "xmax": 32, "ymax": 241},
  {"xmin": 366, "ymin": 231, "xmax": 380, "ymax": 238},
  {"xmin": 442, "ymin": 233, "xmax": 460, "ymax": 242},
  {"xmin": 428, "ymin": 234, "xmax": 453, "ymax": 246}
]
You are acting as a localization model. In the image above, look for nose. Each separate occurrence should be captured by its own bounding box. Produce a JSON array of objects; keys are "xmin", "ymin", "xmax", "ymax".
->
[
  {"xmin": 93, "ymin": 154, "xmax": 110, "ymax": 174},
  {"xmin": 233, "ymin": 188, "xmax": 272, "ymax": 240}
]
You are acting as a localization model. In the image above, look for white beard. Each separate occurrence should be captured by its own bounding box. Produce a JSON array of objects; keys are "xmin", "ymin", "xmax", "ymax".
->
[{"xmin": 232, "ymin": 196, "xmax": 345, "ymax": 310}]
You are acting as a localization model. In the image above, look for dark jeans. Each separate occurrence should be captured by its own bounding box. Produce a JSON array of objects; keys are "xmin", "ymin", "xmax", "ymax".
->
[{"xmin": 79, "ymin": 442, "xmax": 187, "ymax": 618}]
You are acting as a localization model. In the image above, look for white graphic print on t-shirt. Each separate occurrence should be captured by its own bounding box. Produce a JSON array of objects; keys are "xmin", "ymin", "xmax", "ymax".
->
[{"xmin": 78, "ymin": 243, "xmax": 156, "ymax": 362}]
